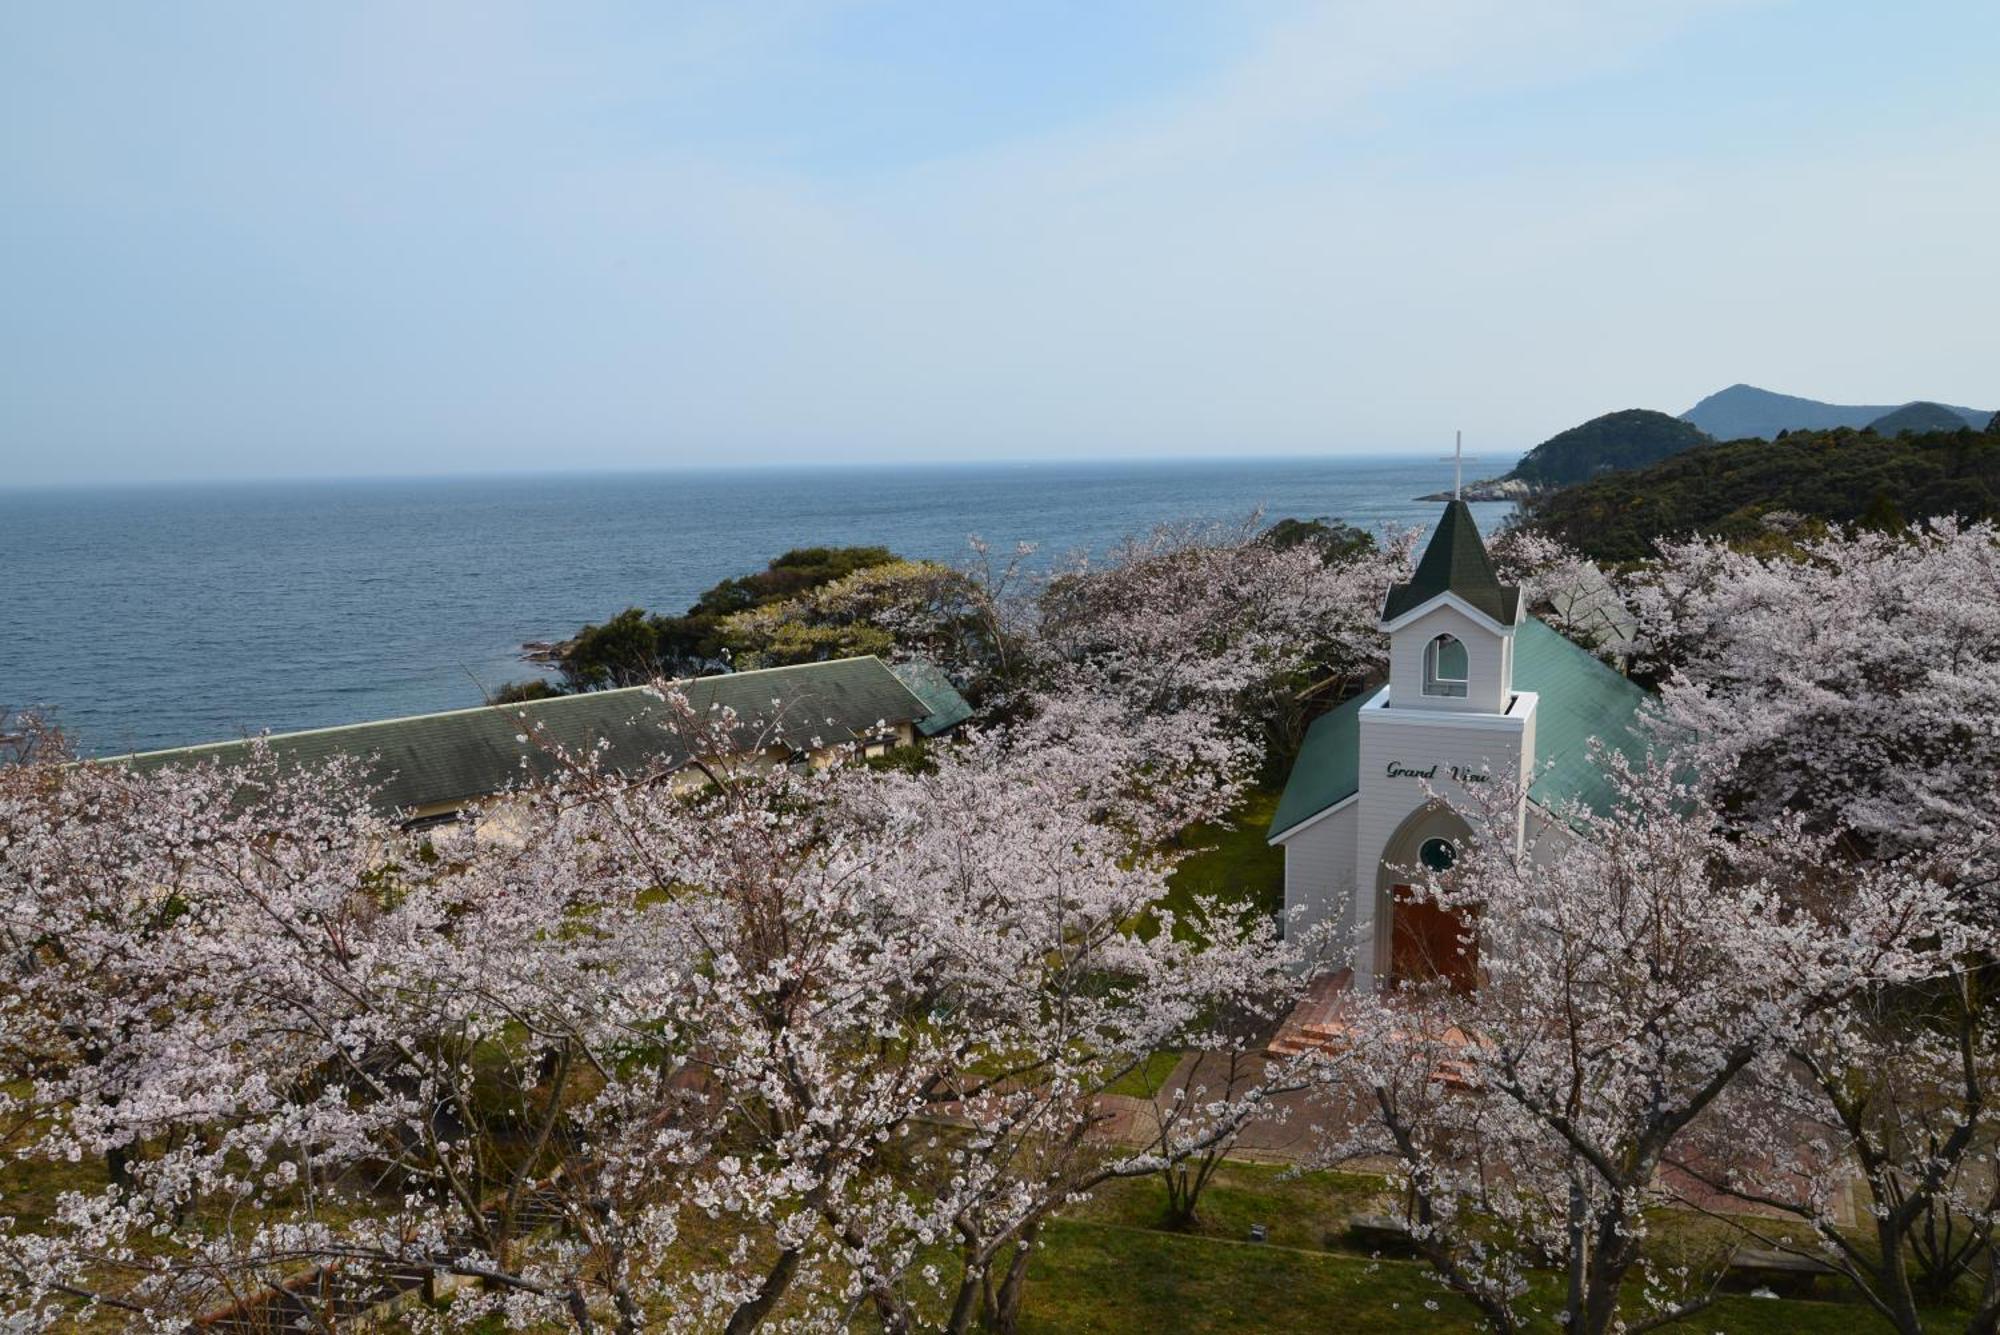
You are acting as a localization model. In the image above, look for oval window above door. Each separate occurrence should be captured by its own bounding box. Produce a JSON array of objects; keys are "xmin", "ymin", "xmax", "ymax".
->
[{"xmin": 1419, "ymin": 836, "xmax": 1457, "ymax": 872}]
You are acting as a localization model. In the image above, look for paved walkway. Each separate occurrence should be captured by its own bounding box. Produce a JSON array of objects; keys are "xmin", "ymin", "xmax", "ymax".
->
[{"xmin": 1115, "ymin": 976, "xmax": 1859, "ymax": 1229}]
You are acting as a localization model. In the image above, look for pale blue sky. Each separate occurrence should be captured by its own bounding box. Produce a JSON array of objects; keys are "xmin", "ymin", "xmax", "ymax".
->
[{"xmin": 3, "ymin": 1, "xmax": 1996, "ymax": 484}]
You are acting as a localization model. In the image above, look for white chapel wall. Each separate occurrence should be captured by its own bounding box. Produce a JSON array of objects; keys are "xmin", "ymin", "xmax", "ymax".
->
[
  {"xmin": 1356, "ymin": 710, "xmax": 1530, "ymax": 879},
  {"xmin": 1354, "ymin": 696, "xmax": 1537, "ymax": 989},
  {"xmin": 1281, "ymin": 801, "xmax": 1357, "ymax": 970}
]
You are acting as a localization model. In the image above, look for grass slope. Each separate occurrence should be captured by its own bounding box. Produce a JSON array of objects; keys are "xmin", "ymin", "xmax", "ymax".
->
[
  {"xmin": 1022, "ymin": 1164, "xmax": 1966, "ymax": 1333},
  {"xmin": 1022, "ymin": 1221, "xmax": 1485, "ymax": 1333},
  {"xmin": 1021, "ymin": 1218, "xmax": 1954, "ymax": 1334},
  {"xmin": 1158, "ymin": 788, "xmax": 1287, "ymax": 927}
]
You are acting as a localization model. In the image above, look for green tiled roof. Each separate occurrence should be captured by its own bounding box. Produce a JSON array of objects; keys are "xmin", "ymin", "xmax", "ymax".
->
[
  {"xmin": 887, "ymin": 659, "xmax": 976, "ymax": 736},
  {"xmin": 1381, "ymin": 499, "xmax": 1521, "ymax": 626},
  {"xmin": 1511, "ymin": 619, "xmax": 1655, "ymax": 818},
  {"xmin": 114, "ymin": 656, "xmax": 930, "ymax": 817},
  {"xmin": 1265, "ymin": 690, "xmax": 1367, "ymax": 841},
  {"xmin": 1267, "ymin": 619, "xmax": 1654, "ymax": 840}
]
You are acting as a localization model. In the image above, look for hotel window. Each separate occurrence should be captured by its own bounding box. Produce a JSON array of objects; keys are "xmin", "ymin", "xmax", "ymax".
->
[{"xmin": 1423, "ymin": 633, "xmax": 1469, "ymax": 698}]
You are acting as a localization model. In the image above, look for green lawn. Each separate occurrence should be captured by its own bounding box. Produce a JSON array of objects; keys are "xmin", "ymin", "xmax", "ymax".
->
[
  {"xmin": 1020, "ymin": 1217, "xmax": 1953, "ymax": 1334},
  {"xmin": 1102, "ymin": 1048, "xmax": 1186, "ymax": 1100},
  {"xmin": 1020, "ymin": 1164, "xmax": 1965, "ymax": 1334},
  {"xmin": 1072, "ymin": 1160, "xmax": 1387, "ymax": 1247},
  {"xmin": 1156, "ymin": 788, "xmax": 1286, "ymax": 933},
  {"xmin": 1021, "ymin": 1219, "xmax": 1488, "ymax": 1333}
]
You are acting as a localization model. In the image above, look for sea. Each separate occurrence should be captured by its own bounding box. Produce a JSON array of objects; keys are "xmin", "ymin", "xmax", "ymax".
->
[{"xmin": 1, "ymin": 455, "xmax": 1519, "ymax": 757}]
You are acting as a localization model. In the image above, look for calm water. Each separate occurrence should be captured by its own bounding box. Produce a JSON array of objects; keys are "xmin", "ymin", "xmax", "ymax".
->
[{"xmin": 1, "ymin": 456, "xmax": 1517, "ymax": 756}]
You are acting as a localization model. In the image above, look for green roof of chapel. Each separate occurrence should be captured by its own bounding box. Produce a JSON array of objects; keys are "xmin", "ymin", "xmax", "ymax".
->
[
  {"xmin": 1265, "ymin": 690, "xmax": 1368, "ymax": 841},
  {"xmin": 1381, "ymin": 499, "xmax": 1521, "ymax": 625},
  {"xmin": 1266, "ymin": 619, "xmax": 1654, "ymax": 841}
]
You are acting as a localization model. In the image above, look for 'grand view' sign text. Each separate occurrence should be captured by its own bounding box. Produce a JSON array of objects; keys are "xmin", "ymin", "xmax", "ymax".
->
[{"xmin": 1386, "ymin": 761, "xmax": 1491, "ymax": 784}]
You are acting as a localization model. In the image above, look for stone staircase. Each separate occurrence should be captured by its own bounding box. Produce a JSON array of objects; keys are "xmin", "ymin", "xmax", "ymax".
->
[
  {"xmin": 1266, "ymin": 970, "xmax": 1479, "ymax": 1090},
  {"xmin": 1265, "ymin": 969, "xmax": 1357, "ymax": 1059}
]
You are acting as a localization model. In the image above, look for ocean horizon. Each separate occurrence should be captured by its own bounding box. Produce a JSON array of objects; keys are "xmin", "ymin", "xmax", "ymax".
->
[{"xmin": 2, "ymin": 453, "xmax": 1520, "ymax": 757}]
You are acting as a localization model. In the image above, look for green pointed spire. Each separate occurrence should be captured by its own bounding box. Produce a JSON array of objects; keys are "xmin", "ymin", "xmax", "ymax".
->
[{"xmin": 1381, "ymin": 499, "xmax": 1520, "ymax": 625}]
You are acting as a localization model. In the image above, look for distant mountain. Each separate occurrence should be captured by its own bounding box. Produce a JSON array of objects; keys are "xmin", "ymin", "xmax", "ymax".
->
[
  {"xmin": 1503, "ymin": 409, "xmax": 1712, "ymax": 488},
  {"xmin": 1868, "ymin": 401, "xmax": 1972, "ymax": 436},
  {"xmin": 1527, "ymin": 420, "xmax": 2000, "ymax": 561},
  {"xmin": 1682, "ymin": 383, "xmax": 1990, "ymax": 440}
]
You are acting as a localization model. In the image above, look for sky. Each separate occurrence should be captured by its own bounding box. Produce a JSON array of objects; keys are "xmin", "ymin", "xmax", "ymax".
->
[{"xmin": 2, "ymin": 0, "xmax": 1997, "ymax": 485}]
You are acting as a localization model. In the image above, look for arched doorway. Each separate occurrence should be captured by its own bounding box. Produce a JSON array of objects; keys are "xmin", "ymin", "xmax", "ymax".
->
[{"xmin": 1376, "ymin": 804, "xmax": 1479, "ymax": 992}]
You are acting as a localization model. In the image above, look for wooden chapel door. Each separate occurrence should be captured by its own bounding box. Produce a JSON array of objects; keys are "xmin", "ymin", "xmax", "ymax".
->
[{"xmin": 1390, "ymin": 884, "xmax": 1478, "ymax": 993}]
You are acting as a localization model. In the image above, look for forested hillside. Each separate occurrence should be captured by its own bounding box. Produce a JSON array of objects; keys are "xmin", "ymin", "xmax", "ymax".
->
[
  {"xmin": 1528, "ymin": 422, "xmax": 2000, "ymax": 560},
  {"xmin": 1867, "ymin": 400, "xmax": 1970, "ymax": 435},
  {"xmin": 1505, "ymin": 408, "xmax": 1711, "ymax": 487}
]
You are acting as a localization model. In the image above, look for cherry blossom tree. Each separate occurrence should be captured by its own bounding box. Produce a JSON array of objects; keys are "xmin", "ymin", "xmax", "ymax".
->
[
  {"xmin": 1139, "ymin": 1022, "xmax": 1312, "ymax": 1232},
  {"xmin": 0, "ymin": 686, "xmax": 1320, "ymax": 1332},
  {"xmin": 1030, "ymin": 516, "xmax": 1416, "ymax": 833},
  {"xmin": 0, "ymin": 741, "xmax": 721, "ymax": 1331},
  {"xmin": 1677, "ymin": 957, "xmax": 2000, "ymax": 1335},
  {"xmin": 1487, "ymin": 528, "xmax": 1633, "ymax": 656},
  {"xmin": 866, "ymin": 739, "xmax": 1315, "ymax": 1331},
  {"xmin": 1622, "ymin": 519, "xmax": 2000, "ymax": 858},
  {"xmin": 599, "ymin": 716, "xmax": 1319, "ymax": 1334},
  {"xmin": 0, "ymin": 709, "xmax": 65, "ymax": 768},
  {"xmin": 1319, "ymin": 752, "xmax": 1967, "ymax": 1335},
  {"xmin": 1039, "ymin": 517, "xmax": 1414, "ymax": 729}
]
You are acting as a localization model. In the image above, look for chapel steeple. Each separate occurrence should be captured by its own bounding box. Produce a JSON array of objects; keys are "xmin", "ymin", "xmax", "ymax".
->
[
  {"xmin": 1380, "ymin": 500, "xmax": 1522, "ymax": 714},
  {"xmin": 1381, "ymin": 500, "xmax": 1520, "ymax": 629}
]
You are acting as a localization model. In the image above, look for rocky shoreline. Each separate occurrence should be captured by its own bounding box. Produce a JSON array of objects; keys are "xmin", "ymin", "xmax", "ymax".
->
[
  {"xmin": 1414, "ymin": 476, "xmax": 1536, "ymax": 503},
  {"xmin": 520, "ymin": 639, "xmax": 567, "ymax": 666}
]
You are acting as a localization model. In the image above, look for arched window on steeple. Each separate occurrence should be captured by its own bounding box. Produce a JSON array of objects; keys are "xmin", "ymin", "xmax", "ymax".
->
[{"xmin": 1423, "ymin": 633, "xmax": 1469, "ymax": 698}]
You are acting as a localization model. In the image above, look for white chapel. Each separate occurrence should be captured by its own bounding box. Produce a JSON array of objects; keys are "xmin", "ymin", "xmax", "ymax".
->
[{"xmin": 1268, "ymin": 499, "xmax": 1650, "ymax": 991}]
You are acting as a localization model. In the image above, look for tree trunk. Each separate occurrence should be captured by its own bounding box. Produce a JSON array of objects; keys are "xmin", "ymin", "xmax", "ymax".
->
[
  {"xmin": 1162, "ymin": 1165, "xmax": 1197, "ymax": 1230},
  {"xmin": 1578, "ymin": 1201, "xmax": 1642, "ymax": 1335},
  {"xmin": 604, "ymin": 1237, "xmax": 644, "ymax": 1335},
  {"xmin": 1967, "ymin": 1250, "xmax": 2000, "ymax": 1335},
  {"xmin": 943, "ymin": 1252, "xmax": 984, "ymax": 1335},
  {"xmin": 1564, "ymin": 1172, "xmax": 1587, "ymax": 1324},
  {"xmin": 724, "ymin": 1247, "xmax": 801, "ymax": 1335},
  {"xmin": 1870, "ymin": 1216, "xmax": 1926, "ymax": 1335},
  {"xmin": 868, "ymin": 1292, "xmax": 913, "ymax": 1334},
  {"xmin": 563, "ymin": 1280, "xmax": 598, "ymax": 1334},
  {"xmin": 1162, "ymin": 1149, "xmax": 1227, "ymax": 1231},
  {"xmin": 985, "ymin": 1226, "xmax": 1039, "ymax": 1334}
]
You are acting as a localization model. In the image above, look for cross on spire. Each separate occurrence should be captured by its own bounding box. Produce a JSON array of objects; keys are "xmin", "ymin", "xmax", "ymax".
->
[{"xmin": 1440, "ymin": 430, "xmax": 1476, "ymax": 500}]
